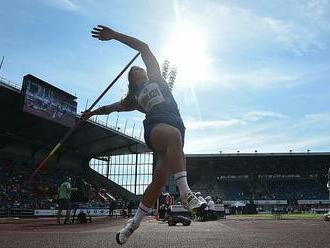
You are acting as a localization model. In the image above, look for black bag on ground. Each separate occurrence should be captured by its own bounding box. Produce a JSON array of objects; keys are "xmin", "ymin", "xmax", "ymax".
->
[{"xmin": 77, "ymin": 212, "xmax": 87, "ymax": 223}]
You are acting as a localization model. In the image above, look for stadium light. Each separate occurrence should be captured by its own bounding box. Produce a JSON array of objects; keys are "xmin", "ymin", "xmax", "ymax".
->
[
  {"xmin": 131, "ymin": 123, "xmax": 135, "ymax": 136},
  {"xmin": 124, "ymin": 120, "xmax": 127, "ymax": 133},
  {"xmin": 139, "ymin": 127, "xmax": 143, "ymax": 140},
  {"xmin": 106, "ymin": 115, "xmax": 109, "ymax": 126},
  {"xmin": 84, "ymin": 99, "xmax": 89, "ymax": 110},
  {"xmin": 0, "ymin": 56, "xmax": 4, "ymax": 73},
  {"xmin": 115, "ymin": 114, "xmax": 119, "ymax": 128}
]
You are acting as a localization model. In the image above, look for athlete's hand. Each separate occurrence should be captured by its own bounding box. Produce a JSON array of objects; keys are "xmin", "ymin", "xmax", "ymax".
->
[
  {"xmin": 91, "ymin": 25, "xmax": 117, "ymax": 41},
  {"xmin": 80, "ymin": 110, "xmax": 94, "ymax": 120}
]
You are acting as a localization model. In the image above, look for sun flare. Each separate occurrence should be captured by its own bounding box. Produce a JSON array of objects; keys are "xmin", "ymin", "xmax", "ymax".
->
[{"xmin": 162, "ymin": 22, "xmax": 212, "ymax": 86}]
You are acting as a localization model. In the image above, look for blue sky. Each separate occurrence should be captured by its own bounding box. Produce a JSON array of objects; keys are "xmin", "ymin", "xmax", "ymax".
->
[{"xmin": 1, "ymin": 0, "xmax": 329, "ymax": 154}]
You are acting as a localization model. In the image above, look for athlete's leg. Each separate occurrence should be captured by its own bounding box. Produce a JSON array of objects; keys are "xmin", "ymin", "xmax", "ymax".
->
[
  {"xmin": 116, "ymin": 153, "xmax": 168, "ymax": 245},
  {"xmin": 148, "ymin": 124, "xmax": 206, "ymax": 210},
  {"xmin": 128, "ymin": 155, "xmax": 168, "ymax": 226},
  {"xmin": 141, "ymin": 153, "xmax": 168, "ymax": 207},
  {"xmin": 116, "ymin": 123, "xmax": 205, "ymax": 245},
  {"xmin": 148, "ymin": 124, "xmax": 190, "ymax": 197},
  {"xmin": 149, "ymin": 124, "xmax": 185, "ymax": 172},
  {"xmin": 133, "ymin": 123, "xmax": 203, "ymax": 215},
  {"xmin": 124, "ymin": 123, "xmax": 184, "ymax": 219}
]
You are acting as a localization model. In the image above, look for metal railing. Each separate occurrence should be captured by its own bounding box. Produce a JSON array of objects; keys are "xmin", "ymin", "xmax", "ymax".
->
[
  {"xmin": 86, "ymin": 115, "xmax": 144, "ymax": 142},
  {"xmin": 0, "ymin": 76, "xmax": 21, "ymax": 91}
]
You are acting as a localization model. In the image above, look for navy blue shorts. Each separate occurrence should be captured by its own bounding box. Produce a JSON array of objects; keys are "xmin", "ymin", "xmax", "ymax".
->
[{"xmin": 143, "ymin": 120, "xmax": 185, "ymax": 151}]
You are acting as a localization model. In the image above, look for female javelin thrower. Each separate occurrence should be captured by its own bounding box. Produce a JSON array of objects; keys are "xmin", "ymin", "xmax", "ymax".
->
[{"xmin": 82, "ymin": 25, "xmax": 206, "ymax": 245}]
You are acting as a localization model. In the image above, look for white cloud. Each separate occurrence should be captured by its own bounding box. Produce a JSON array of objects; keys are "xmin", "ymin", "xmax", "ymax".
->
[
  {"xmin": 298, "ymin": 0, "xmax": 330, "ymax": 28},
  {"xmin": 173, "ymin": 64, "xmax": 303, "ymax": 91},
  {"xmin": 304, "ymin": 113, "xmax": 330, "ymax": 123},
  {"xmin": 185, "ymin": 119, "xmax": 242, "ymax": 130},
  {"xmin": 289, "ymin": 113, "xmax": 330, "ymax": 132},
  {"xmin": 184, "ymin": 110, "xmax": 285, "ymax": 131},
  {"xmin": 262, "ymin": 17, "xmax": 324, "ymax": 55},
  {"xmin": 198, "ymin": 2, "xmax": 324, "ymax": 54},
  {"xmin": 185, "ymin": 131, "xmax": 329, "ymax": 154},
  {"xmin": 244, "ymin": 111, "xmax": 287, "ymax": 121},
  {"xmin": 184, "ymin": 111, "xmax": 330, "ymax": 153},
  {"xmin": 41, "ymin": 0, "xmax": 79, "ymax": 11},
  {"xmin": 215, "ymin": 68, "xmax": 301, "ymax": 89}
]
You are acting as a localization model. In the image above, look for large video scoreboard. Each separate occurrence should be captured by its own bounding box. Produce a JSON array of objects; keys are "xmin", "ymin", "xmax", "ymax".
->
[{"xmin": 21, "ymin": 74, "xmax": 77, "ymax": 127}]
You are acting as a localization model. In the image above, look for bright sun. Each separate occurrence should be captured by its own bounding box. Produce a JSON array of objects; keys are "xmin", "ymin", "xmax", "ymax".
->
[{"xmin": 162, "ymin": 22, "xmax": 212, "ymax": 86}]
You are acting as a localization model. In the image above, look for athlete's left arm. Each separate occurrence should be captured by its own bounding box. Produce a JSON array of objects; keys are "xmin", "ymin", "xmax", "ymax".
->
[{"xmin": 81, "ymin": 101, "xmax": 135, "ymax": 120}]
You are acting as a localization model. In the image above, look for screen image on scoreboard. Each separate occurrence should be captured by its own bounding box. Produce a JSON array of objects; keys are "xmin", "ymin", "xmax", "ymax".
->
[{"xmin": 22, "ymin": 74, "xmax": 77, "ymax": 127}]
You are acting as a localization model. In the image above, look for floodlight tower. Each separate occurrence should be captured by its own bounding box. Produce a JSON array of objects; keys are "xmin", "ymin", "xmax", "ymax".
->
[{"xmin": 0, "ymin": 56, "xmax": 4, "ymax": 74}]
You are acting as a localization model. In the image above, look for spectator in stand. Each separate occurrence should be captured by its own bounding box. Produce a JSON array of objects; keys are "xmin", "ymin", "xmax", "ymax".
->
[
  {"xmin": 0, "ymin": 161, "xmax": 110, "ymax": 210},
  {"xmin": 56, "ymin": 177, "xmax": 77, "ymax": 224}
]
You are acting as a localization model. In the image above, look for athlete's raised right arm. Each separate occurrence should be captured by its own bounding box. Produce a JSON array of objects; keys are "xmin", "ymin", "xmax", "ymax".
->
[{"xmin": 91, "ymin": 25, "xmax": 162, "ymax": 80}]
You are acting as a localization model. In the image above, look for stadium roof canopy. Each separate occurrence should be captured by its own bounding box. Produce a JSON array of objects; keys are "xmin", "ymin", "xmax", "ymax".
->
[
  {"xmin": 186, "ymin": 153, "xmax": 330, "ymax": 175},
  {"xmin": 0, "ymin": 77, "xmax": 151, "ymax": 160},
  {"xmin": 187, "ymin": 152, "xmax": 330, "ymax": 158}
]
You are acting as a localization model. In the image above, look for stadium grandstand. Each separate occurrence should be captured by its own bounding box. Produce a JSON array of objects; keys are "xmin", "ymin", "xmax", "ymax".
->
[
  {"xmin": 1, "ymin": 74, "xmax": 329, "ymax": 218},
  {"xmin": 0, "ymin": 75, "xmax": 152, "ymax": 218},
  {"xmin": 163, "ymin": 153, "xmax": 330, "ymax": 213}
]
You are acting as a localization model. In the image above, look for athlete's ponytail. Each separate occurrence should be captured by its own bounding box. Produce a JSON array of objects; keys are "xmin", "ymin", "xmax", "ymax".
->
[{"xmin": 121, "ymin": 67, "xmax": 137, "ymax": 107}]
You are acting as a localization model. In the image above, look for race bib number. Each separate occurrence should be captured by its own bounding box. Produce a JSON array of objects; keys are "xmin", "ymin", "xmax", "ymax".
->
[{"xmin": 137, "ymin": 83, "xmax": 165, "ymax": 112}]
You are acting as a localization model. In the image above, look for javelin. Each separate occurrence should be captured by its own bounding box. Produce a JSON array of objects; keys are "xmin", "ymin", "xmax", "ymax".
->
[{"xmin": 29, "ymin": 52, "xmax": 140, "ymax": 180}]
